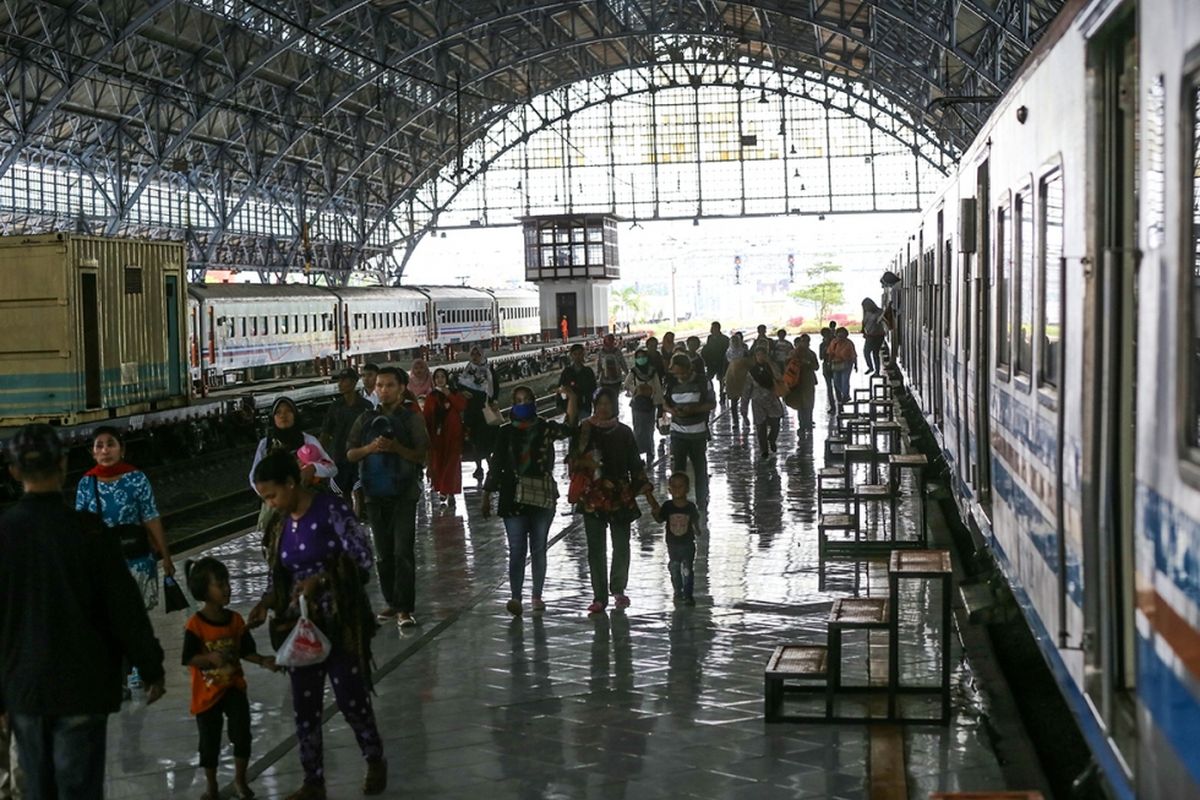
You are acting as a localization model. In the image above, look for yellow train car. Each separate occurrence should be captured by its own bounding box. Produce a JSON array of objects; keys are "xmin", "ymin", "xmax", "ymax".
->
[{"xmin": 0, "ymin": 233, "xmax": 188, "ymax": 426}]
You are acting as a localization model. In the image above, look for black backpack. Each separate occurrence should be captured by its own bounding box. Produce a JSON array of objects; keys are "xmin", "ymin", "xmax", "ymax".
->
[{"xmin": 357, "ymin": 409, "xmax": 418, "ymax": 498}]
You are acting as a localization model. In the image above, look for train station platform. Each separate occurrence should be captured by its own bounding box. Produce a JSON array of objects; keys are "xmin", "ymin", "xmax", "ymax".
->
[{"xmin": 101, "ymin": 380, "xmax": 1050, "ymax": 800}]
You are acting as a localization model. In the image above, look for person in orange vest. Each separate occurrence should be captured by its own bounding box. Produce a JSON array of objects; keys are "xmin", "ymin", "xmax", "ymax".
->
[{"xmin": 560, "ymin": 315, "xmax": 569, "ymax": 342}]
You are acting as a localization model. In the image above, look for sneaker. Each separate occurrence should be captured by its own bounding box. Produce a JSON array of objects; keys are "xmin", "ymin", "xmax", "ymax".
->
[
  {"xmin": 614, "ymin": 594, "xmax": 631, "ymax": 609},
  {"xmin": 397, "ymin": 613, "xmax": 417, "ymax": 628},
  {"xmin": 363, "ymin": 758, "xmax": 388, "ymax": 795},
  {"xmin": 586, "ymin": 600, "xmax": 606, "ymax": 615},
  {"xmin": 531, "ymin": 597, "xmax": 546, "ymax": 613},
  {"xmin": 506, "ymin": 599, "xmax": 522, "ymax": 616},
  {"xmin": 375, "ymin": 607, "xmax": 399, "ymax": 621}
]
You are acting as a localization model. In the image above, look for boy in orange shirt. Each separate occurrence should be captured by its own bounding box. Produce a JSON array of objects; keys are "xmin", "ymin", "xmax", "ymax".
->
[{"xmin": 183, "ymin": 558, "xmax": 276, "ymax": 800}]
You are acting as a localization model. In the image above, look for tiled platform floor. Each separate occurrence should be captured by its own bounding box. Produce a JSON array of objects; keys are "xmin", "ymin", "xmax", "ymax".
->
[{"xmin": 102, "ymin": 375, "xmax": 1046, "ymax": 800}]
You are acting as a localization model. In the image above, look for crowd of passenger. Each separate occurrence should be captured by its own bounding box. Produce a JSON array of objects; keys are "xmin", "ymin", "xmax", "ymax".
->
[{"xmin": 0, "ymin": 300, "xmax": 891, "ymax": 800}]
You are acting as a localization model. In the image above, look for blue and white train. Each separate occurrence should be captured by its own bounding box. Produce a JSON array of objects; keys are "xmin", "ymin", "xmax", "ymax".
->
[{"xmin": 887, "ymin": 0, "xmax": 1200, "ymax": 796}]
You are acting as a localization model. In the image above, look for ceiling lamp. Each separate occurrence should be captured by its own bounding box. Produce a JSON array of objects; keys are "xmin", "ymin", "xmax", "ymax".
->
[{"xmin": 758, "ymin": 88, "xmax": 769, "ymax": 104}]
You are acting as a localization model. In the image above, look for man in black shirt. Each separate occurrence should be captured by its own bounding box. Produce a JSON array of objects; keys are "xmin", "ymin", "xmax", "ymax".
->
[
  {"xmin": 0, "ymin": 425, "xmax": 166, "ymax": 800},
  {"xmin": 558, "ymin": 343, "xmax": 597, "ymax": 417},
  {"xmin": 320, "ymin": 367, "xmax": 373, "ymax": 499}
]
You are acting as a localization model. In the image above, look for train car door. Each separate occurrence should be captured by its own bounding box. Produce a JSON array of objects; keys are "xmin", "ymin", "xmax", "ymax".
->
[
  {"xmin": 1085, "ymin": 7, "xmax": 1139, "ymax": 763},
  {"xmin": 975, "ymin": 160, "xmax": 993, "ymax": 515},
  {"xmin": 164, "ymin": 276, "xmax": 182, "ymax": 396},
  {"xmin": 556, "ymin": 292, "xmax": 577, "ymax": 336},
  {"xmin": 79, "ymin": 270, "xmax": 102, "ymax": 409}
]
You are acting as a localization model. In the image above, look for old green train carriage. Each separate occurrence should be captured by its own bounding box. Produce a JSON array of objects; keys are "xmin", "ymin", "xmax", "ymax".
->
[{"xmin": 0, "ymin": 234, "xmax": 188, "ymax": 425}]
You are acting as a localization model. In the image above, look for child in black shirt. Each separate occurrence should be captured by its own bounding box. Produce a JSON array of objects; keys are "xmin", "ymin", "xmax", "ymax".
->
[{"xmin": 645, "ymin": 473, "xmax": 701, "ymax": 606}]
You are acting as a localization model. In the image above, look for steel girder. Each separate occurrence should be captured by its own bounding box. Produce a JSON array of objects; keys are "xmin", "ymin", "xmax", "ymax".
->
[{"xmin": 0, "ymin": 0, "xmax": 1064, "ymax": 282}]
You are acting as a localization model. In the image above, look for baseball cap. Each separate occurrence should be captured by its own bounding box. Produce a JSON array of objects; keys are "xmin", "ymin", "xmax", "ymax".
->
[
  {"xmin": 335, "ymin": 367, "xmax": 359, "ymax": 381},
  {"xmin": 5, "ymin": 424, "xmax": 64, "ymax": 472}
]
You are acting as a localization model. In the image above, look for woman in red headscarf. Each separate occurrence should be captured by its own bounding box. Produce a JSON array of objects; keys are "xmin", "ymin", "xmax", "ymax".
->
[{"xmin": 424, "ymin": 368, "xmax": 468, "ymax": 506}]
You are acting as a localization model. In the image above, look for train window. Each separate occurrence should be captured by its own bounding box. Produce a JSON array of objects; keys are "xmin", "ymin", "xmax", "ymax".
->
[
  {"xmin": 1039, "ymin": 169, "xmax": 1064, "ymax": 389},
  {"xmin": 1186, "ymin": 80, "xmax": 1200, "ymax": 451},
  {"xmin": 996, "ymin": 201, "xmax": 1011, "ymax": 372},
  {"xmin": 240, "ymin": 318, "xmax": 247, "ymax": 338},
  {"xmin": 293, "ymin": 315, "xmax": 299, "ymax": 333},
  {"xmin": 1015, "ymin": 185, "xmax": 1035, "ymax": 376}
]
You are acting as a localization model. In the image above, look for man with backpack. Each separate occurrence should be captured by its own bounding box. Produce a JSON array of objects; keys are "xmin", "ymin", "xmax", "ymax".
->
[
  {"xmin": 347, "ymin": 367, "xmax": 429, "ymax": 628},
  {"xmin": 595, "ymin": 334, "xmax": 629, "ymax": 413}
]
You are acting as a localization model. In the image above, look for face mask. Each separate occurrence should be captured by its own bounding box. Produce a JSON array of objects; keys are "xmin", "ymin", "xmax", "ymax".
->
[
  {"xmin": 510, "ymin": 402, "xmax": 537, "ymax": 421},
  {"xmin": 635, "ymin": 356, "xmax": 649, "ymax": 366}
]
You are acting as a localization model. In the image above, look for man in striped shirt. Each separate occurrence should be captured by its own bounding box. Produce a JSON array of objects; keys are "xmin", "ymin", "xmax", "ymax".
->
[{"xmin": 663, "ymin": 353, "xmax": 717, "ymax": 507}]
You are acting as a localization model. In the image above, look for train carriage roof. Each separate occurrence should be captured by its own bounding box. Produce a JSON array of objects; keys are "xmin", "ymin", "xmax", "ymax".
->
[
  {"xmin": 187, "ymin": 284, "xmax": 337, "ymax": 301},
  {"xmin": 417, "ymin": 286, "xmax": 496, "ymax": 302}
]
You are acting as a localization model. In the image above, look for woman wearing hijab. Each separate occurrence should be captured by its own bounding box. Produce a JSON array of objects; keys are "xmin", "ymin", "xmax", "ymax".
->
[
  {"xmin": 742, "ymin": 346, "xmax": 786, "ymax": 461},
  {"xmin": 423, "ymin": 368, "xmax": 468, "ymax": 507},
  {"xmin": 407, "ymin": 359, "xmax": 434, "ymax": 404},
  {"xmin": 572, "ymin": 388, "xmax": 651, "ymax": 615},
  {"xmin": 457, "ymin": 346, "xmax": 499, "ymax": 479},
  {"xmin": 785, "ymin": 335, "xmax": 821, "ymax": 432},
  {"xmin": 249, "ymin": 398, "xmax": 337, "ymax": 490},
  {"xmin": 623, "ymin": 347, "xmax": 663, "ymax": 466},
  {"xmin": 75, "ymin": 426, "xmax": 175, "ymax": 696},
  {"xmin": 481, "ymin": 385, "xmax": 579, "ymax": 616},
  {"xmin": 249, "ymin": 397, "xmax": 337, "ymax": 552}
]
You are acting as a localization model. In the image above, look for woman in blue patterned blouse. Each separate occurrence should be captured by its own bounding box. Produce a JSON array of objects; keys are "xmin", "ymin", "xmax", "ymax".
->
[{"xmin": 75, "ymin": 426, "xmax": 175, "ymax": 692}]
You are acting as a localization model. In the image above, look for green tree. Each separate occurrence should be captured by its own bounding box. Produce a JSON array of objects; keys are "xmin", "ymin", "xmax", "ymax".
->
[
  {"xmin": 610, "ymin": 285, "xmax": 648, "ymax": 323},
  {"xmin": 789, "ymin": 261, "xmax": 845, "ymax": 324}
]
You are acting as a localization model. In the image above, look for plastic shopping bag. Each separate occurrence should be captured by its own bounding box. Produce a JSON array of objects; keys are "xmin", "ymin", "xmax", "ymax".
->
[{"xmin": 275, "ymin": 596, "xmax": 331, "ymax": 668}]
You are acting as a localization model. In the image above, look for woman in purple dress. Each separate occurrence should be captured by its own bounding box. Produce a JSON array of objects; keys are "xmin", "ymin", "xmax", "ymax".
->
[{"xmin": 248, "ymin": 452, "xmax": 386, "ymax": 800}]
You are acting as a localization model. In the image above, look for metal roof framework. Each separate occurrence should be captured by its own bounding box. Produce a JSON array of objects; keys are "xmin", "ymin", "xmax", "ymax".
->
[{"xmin": 0, "ymin": 0, "xmax": 1064, "ymax": 283}]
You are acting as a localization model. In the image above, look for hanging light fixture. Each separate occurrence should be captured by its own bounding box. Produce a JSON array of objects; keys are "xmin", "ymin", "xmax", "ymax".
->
[
  {"xmin": 793, "ymin": 168, "xmax": 800, "ymax": 178},
  {"xmin": 789, "ymin": 144, "xmax": 796, "ymax": 155},
  {"xmin": 758, "ymin": 87, "xmax": 769, "ymax": 104}
]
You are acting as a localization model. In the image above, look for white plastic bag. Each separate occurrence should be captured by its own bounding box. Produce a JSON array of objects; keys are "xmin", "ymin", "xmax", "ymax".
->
[{"xmin": 275, "ymin": 595, "xmax": 331, "ymax": 668}]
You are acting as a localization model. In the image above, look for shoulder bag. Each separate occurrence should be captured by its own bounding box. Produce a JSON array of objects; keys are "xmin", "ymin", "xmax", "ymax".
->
[{"xmin": 92, "ymin": 477, "xmax": 152, "ymax": 560}]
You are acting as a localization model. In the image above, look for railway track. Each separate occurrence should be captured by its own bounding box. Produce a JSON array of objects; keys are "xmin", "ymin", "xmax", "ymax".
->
[{"xmin": 162, "ymin": 388, "xmax": 567, "ymax": 552}]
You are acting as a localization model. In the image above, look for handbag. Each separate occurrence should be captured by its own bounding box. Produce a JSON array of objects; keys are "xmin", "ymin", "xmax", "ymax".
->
[
  {"xmin": 515, "ymin": 474, "xmax": 557, "ymax": 509},
  {"xmin": 91, "ymin": 478, "xmax": 152, "ymax": 560},
  {"xmin": 656, "ymin": 412, "xmax": 671, "ymax": 435},
  {"xmin": 275, "ymin": 596, "xmax": 332, "ymax": 668},
  {"xmin": 482, "ymin": 402, "xmax": 504, "ymax": 426},
  {"xmin": 163, "ymin": 575, "xmax": 190, "ymax": 613}
]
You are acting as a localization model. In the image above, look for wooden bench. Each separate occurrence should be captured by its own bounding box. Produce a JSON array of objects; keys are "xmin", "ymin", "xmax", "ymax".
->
[{"xmin": 764, "ymin": 644, "xmax": 832, "ymax": 722}]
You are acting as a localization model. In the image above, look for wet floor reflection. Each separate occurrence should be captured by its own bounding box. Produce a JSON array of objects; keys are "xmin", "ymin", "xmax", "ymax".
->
[{"xmin": 101, "ymin": 371, "xmax": 1024, "ymax": 799}]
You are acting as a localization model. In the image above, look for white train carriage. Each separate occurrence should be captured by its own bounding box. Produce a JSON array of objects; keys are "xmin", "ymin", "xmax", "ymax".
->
[
  {"xmin": 422, "ymin": 286, "xmax": 496, "ymax": 346},
  {"xmin": 336, "ymin": 287, "xmax": 430, "ymax": 359},
  {"xmin": 188, "ymin": 284, "xmax": 338, "ymax": 385},
  {"xmin": 490, "ymin": 287, "xmax": 541, "ymax": 340},
  {"xmin": 885, "ymin": 1, "xmax": 1200, "ymax": 797}
]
